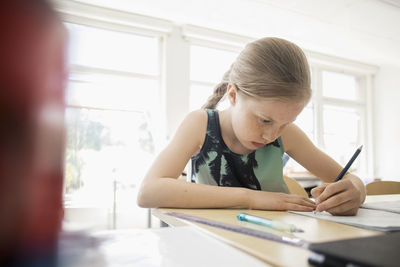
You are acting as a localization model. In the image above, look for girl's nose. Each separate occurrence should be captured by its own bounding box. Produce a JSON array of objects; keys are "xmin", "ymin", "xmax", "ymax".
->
[
  {"xmin": 262, "ymin": 128, "xmax": 279, "ymax": 142},
  {"xmin": 262, "ymin": 133, "xmax": 274, "ymax": 143}
]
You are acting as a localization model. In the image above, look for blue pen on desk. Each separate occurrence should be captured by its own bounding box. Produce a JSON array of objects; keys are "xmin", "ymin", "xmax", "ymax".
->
[{"xmin": 237, "ymin": 213, "xmax": 304, "ymax": 233}]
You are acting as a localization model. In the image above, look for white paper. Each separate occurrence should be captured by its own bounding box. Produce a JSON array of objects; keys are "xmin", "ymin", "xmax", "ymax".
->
[
  {"xmin": 361, "ymin": 200, "xmax": 400, "ymax": 214},
  {"xmin": 291, "ymin": 208, "xmax": 400, "ymax": 232}
]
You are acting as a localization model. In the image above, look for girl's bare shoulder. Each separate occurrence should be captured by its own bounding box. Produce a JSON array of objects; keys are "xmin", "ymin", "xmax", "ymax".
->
[
  {"xmin": 173, "ymin": 109, "xmax": 208, "ymax": 150},
  {"xmin": 181, "ymin": 109, "xmax": 208, "ymax": 132}
]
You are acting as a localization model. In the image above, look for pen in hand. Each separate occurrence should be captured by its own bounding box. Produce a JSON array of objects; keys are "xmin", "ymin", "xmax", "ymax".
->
[
  {"xmin": 314, "ymin": 145, "xmax": 363, "ymax": 214},
  {"xmin": 334, "ymin": 145, "xmax": 363, "ymax": 182},
  {"xmin": 237, "ymin": 212, "xmax": 304, "ymax": 233}
]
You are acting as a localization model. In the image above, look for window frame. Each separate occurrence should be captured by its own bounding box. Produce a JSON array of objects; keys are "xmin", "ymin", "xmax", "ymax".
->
[
  {"xmin": 54, "ymin": 1, "xmax": 378, "ymax": 224},
  {"xmin": 306, "ymin": 53, "xmax": 377, "ymax": 179},
  {"xmin": 187, "ymin": 40, "xmax": 242, "ymax": 111},
  {"xmin": 56, "ymin": 1, "xmax": 171, "ymax": 228},
  {"xmin": 62, "ymin": 23, "xmax": 166, "ymax": 191}
]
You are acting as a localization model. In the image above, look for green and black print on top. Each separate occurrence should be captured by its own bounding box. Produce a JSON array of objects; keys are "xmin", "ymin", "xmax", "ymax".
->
[{"xmin": 191, "ymin": 109, "xmax": 290, "ymax": 193}]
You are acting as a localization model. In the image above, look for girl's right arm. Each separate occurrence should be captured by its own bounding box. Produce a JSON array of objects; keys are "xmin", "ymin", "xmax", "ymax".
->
[{"xmin": 137, "ymin": 110, "xmax": 315, "ymax": 211}]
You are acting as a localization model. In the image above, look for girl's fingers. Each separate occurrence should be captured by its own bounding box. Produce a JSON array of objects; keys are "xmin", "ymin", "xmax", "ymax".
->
[
  {"xmin": 311, "ymin": 183, "xmax": 328, "ymax": 199},
  {"xmin": 298, "ymin": 197, "xmax": 316, "ymax": 207},
  {"xmin": 294, "ymin": 194, "xmax": 316, "ymax": 205},
  {"xmin": 286, "ymin": 195, "xmax": 316, "ymax": 208},
  {"xmin": 286, "ymin": 203, "xmax": 315, "ymax": 211},
  {"xmin": 315, "ymin": 182, "xmax": 347, "ymax": 204},
  {"xmin": 326, "ymin": 202, "xmax": 359, "ymax": 216},
  {"xmin": 316, "ymin": 191, "xmax": 350, "ymax": 212}
]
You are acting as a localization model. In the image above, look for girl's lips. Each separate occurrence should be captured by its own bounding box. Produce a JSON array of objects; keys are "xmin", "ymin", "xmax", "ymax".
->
[{"xmin": 251, "ymin": 141, "xmax": 266, "ymax": 148}]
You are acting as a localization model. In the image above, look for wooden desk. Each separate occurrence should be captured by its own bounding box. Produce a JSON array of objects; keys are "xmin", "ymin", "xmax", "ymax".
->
[{"xmin": 152, "ymin": 195, "xmax": 400, "ymax": 267}]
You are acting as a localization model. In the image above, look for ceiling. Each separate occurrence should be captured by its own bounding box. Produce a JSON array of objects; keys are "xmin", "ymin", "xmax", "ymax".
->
[{"xmin": 68, "ymin": 0, "xmax": 400, "ymax": 66}]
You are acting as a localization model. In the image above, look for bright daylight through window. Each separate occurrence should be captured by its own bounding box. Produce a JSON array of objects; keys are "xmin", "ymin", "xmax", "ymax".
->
[{"xmin": 64, "ymin": 23, "xmax": 161, "ymax": 229}]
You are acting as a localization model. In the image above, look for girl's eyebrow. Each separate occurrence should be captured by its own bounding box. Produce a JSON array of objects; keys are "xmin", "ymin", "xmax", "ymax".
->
[
  {"xmin": 257, "ymin": 113, "xmax": 274, "ymax": 121},
  {"xmin": 258, "ymin": 113, "xmax": 295, "ymax": 125}
]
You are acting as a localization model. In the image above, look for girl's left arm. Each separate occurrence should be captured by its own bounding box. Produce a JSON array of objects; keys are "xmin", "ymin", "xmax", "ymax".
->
[{"xmin": 281, "ymin": 124, "xmax": 366, "ymax": 215}]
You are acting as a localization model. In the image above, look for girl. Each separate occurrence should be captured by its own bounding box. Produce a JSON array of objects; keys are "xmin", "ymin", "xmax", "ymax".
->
[{"xmin": 137, "ymin": 37, "xmax": 366, "ymax": 215}]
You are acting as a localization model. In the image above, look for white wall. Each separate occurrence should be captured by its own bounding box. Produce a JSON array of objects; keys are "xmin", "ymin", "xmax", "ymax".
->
[{"xmin": 374, "ymin": 65, "xmax": 400, "ymax": 181}]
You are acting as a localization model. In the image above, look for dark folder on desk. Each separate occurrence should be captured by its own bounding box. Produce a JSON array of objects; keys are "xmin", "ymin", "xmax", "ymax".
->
[{"xmin": 308, "ymin": 232, "xmax": 400, "ymax": 267}]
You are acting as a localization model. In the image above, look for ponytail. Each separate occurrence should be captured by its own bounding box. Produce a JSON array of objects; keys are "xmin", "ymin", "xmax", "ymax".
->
[
  {"xmin": 202, "ymin": 82, "xmax": 228, "ymax": 109},
  {"xmin": 202, "ymin": 64, "xmax": 233, "ymax": 109}
]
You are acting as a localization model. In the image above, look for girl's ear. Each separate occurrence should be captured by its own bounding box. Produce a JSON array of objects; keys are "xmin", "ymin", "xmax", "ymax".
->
[{"xmin": 227, "ymin": 83, "xmax": 238, "ymax": 106}]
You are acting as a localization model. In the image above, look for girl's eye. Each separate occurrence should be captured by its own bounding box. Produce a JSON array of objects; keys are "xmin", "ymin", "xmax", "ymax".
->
[{"xmin": 261, "ymin": 119, "xmax": 271, "ymax": 124}]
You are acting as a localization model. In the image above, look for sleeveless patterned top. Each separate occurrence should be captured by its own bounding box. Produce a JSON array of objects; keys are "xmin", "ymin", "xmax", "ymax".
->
[{"xmin": 190, "ymin": 109, "xmax": 289, "ymax": 193}]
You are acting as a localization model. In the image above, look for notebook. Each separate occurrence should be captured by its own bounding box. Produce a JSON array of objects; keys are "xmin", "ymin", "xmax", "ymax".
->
[
  {"xmin": 308, "ymin": 232, "xmax": 400, "ymax": 267},
  {"xmin": 361, "ymin": 200, "xmax": 400, "ymax": 214},
  {"xmin": 291, "ymin": 207, "xmax": 400, "ymax": 232}
]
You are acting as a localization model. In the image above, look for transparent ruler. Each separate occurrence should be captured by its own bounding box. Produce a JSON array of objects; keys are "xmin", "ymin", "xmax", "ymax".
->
[{"xmin": 165, "ymin": 212, "xmax": 309, "ymax": 248}]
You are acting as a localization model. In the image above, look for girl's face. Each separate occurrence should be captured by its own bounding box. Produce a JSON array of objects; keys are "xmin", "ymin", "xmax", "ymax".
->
[{"xmin": 227, "ymin": 84, "xmax": 305, "ymax": 152}]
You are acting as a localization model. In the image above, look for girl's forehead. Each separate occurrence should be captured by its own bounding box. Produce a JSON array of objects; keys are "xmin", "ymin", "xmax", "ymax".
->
[
  {"xmin": 242, "ymin": 97, "xmax": 305, "ymax": 121},
  {"xmin": 244, "ymin": 96, "xmax": 303, "ymax": 109}
]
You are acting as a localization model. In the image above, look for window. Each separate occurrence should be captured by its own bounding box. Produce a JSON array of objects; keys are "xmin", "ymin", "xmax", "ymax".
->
[
  {"xmin": 189, "ymin": 44, "xmax": 239, "ymax": 111},
  {"xmin": 322, "ymin": 71, "xmax": 359, "ymax": 100},
  {"xmin": 58, "ymin": 3, "xmax": 375, "ymax": 232},
  {"xmin": 295, "ymin": 103, "xmax": 314, "ymax": 140},
  {"xmin": 64, "ymin": 23, "xmax": 162, "ymax": 229},
  {"xmin": 286, "ymin": 68, "xmax": 369, "ymax": 179}
]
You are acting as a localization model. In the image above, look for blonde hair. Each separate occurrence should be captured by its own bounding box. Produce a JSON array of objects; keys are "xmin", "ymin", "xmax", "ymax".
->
[{"xmin": 202, "ymin": 37, "xmax": 311, "ymax": 109}]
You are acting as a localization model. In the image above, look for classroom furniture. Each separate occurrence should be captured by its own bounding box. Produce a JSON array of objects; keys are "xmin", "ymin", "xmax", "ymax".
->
[
  {"xmin": 366, "ymin": 180, "xmax": 400, "ymax": 195},
  {"xmin": 283, "ymin": 175, "xmax": 309, "ymax": 198},
  {"xmin": 285, "ymin": 173, "xmax": 322, "ymax": 197},
  {"xmin": 152, "ymin": 194, "xmax": 400, "ymax": 267}
]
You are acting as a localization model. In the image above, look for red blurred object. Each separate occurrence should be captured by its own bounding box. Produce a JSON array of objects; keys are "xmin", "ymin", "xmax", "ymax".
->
[{"xmin": 0, "ymin": 0, "xmax": 68, "ymax": 264}]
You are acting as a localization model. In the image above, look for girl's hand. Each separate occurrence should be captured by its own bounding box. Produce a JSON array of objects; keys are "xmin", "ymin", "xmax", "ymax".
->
[
  {"xmin": 248, "ymin": 190, "xmax": 316, "ymax": 211},
  {"xmin": 311, "ymin": 175, "xmax": 366, "ymax": 215}
]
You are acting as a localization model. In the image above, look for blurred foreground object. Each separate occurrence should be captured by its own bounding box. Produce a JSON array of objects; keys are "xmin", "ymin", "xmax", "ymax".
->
[{"xmin": 0, "ymin": 0, "xmax": 67, "ymax": 265}]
